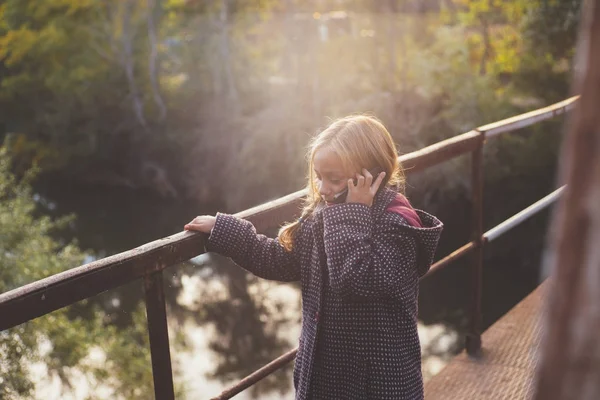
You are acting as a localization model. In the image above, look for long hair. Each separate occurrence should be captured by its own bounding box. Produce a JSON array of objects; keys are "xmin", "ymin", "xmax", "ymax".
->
[{"xmin": 278, "ymin": 115, "xmax": 405, "ymax": 251}]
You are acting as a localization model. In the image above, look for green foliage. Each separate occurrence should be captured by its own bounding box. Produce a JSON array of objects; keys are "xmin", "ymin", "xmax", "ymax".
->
[
  {"xmin": 0, "ymin": 151, "xmax": 160, "ymax": 399},
  {"xmin": 412, "ymin": 25, "xmax": 516, "ymax": 132},
  {"xmin": 0, "ymin": 0, "xmax": 583, "ymax": 204},
  {"xmin": 514, "ymin": 0, "xmax": 582, "ymax": 101},
  {"xmin": 0, "ymin": 152, "xmax": 78, "ymax": 291}
]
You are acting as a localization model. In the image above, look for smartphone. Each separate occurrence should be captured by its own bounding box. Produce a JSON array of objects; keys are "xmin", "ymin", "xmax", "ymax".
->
[{"xmin": 330, "ymin": 169, "xmax": 383, "ymax": 204}]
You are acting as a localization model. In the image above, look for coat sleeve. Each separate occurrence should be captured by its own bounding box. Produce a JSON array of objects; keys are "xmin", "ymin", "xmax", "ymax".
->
[
  {"xmin": 321, "ymin": 203, "xmax": 418, "ymax": 301},
  {"xmin": 206, "ymin": 213, "xmax": 301, "ymax": 282}
]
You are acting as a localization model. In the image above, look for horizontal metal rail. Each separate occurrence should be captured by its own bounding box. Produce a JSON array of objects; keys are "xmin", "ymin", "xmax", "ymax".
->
[
  {"xmin": 484, "ymin": 186, "xmax": 565, "ymax": 242},
  {"xmin": 424, "ymin": 186, "xmax": 566, "ymax": 277},
  {"xmin": 0, "ymin": 231, "xmax": 206, "ymax": 331},
  {"xmin": 478, "ymin": 96, "xmax": 578, "ymax": 138},
  {"xmin": 424, "ymin": 242, "xmax": 476, "ymax": 278},
  {"xmin": 399, "ymin": 130, "xmax": 481, "ymax": 173},
  {"xmin": 211, "ymin": 349, "xmax": 298, "ymax": 400}
]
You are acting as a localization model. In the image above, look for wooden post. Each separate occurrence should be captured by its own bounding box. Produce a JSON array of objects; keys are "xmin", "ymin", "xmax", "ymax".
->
[{"xmin": 534, "ymin": 1, "xmax": 600, "ymax": 399}]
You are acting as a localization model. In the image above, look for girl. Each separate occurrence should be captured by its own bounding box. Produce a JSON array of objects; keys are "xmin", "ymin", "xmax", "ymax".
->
[{"xmin": 185, "ymin": 115, "xmax": 443, "ymax": 400}]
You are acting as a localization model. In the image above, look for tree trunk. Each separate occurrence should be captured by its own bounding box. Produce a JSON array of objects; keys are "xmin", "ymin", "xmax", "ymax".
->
[
  {"xmin": 479, "ymin": 16, "xmax": 490, "ymax": 76},
  {"xmin": 122, "ymin": 0, "xmax": 147, "ymax": 129},
  {"xmin": 399, "ymin": 15, "xmax": 408, "ymax": 92},
  {"xmin": 387, "ymin": 0, "xmax": 397, "ymax": 89},
  {"xmin": 147, "ymin": 0, "xmax": 167, "ymax": 121},
  {"xmin": 534, "ymin": 1, "xmax": 600, "ymax": 399},
  {"xmin": 219, "ymin": 0, "xmax": 239, "ymax": 109}
]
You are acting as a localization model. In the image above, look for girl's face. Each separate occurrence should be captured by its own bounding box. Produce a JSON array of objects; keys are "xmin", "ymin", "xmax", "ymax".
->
[{"xmin": 313, "ymin": 147, "xmax": 351, "ymax": 205}]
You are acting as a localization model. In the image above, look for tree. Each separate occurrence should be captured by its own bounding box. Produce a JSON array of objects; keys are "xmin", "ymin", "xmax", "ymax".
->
[
  {"xmin": 0, "ymin": 151, "xmax": 157, "ymax": 399},
  {"xmin": 516, "ymin": 0, "xmax": 583, "ymax": 101},
  {"xmin": 534, "ymin": 1, "xmax": 600, "ymax": 398}
]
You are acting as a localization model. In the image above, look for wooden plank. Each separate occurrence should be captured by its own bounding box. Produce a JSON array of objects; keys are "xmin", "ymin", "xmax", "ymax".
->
[{"xmin": 424, "ymin": 281, "xmax": 547, "ymax": 400}]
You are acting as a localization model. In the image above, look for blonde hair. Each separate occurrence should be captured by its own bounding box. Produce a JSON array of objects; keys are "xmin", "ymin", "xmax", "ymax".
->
[{"xmin": 278, "ymin": 114, "xmax": 405, "ymax": 251}]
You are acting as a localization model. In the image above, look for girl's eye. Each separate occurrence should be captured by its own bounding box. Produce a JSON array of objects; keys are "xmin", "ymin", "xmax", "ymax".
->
[{"xmin": 330, "ymin": 179, "xmax": 341, "ymax": 184}]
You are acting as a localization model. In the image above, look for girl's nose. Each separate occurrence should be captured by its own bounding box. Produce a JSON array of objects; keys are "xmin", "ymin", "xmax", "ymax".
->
[{"xmin": 318, "ymin": 182, "xmax": 331, "ymax": 197}]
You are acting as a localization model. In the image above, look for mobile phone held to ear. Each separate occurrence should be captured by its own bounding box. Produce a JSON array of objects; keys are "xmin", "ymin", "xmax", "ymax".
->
[
  {"xmin": 331, "ymin": 169, "xmax": 382, "ymax": 204},
  {"xmin": 331, "ymin": 186, "xmax": 350, "ymax": 204}
]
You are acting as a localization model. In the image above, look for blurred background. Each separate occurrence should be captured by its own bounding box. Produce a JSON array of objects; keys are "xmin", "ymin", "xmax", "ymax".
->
[{"xmin": 0, "ymin": 0, "xmax": 583, "ymax": 398}]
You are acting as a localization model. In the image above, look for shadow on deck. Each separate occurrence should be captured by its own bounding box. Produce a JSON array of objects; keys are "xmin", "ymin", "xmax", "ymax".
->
[{"xmin": 425, "ymin": 280, "xmax": 548, "ymax": 399}]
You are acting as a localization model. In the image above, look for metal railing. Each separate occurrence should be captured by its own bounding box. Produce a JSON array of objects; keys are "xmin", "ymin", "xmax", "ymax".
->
[{"xmin": 0, "ymin": 96, "xmax": 578, "ymax": 399}]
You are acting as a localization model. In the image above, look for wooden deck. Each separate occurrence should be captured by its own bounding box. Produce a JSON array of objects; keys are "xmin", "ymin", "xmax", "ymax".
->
[{"xmin": 424, "ymin": 281, "xmax": 548, "ymax": 400}]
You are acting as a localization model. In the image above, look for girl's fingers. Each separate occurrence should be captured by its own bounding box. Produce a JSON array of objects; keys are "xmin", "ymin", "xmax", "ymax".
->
[
  {"xmin": 356, "ymin": 173, "xmax": 365, "ymax": 187},
  {"xmin": 189, "ymin": 216, "xmax": 209, "ymax": 225},
  {"xmin": 371, "ymin": 171, "xmax": 386, "ymax": 193},
  {"xmin": 363, "ymin": 168, "xmax": 373, "ymax": 186},
  {"xmin": 185, "ymin": 223, "xmax": 206, "ymax": 232},
  {"xmin": 185, "ymin": 216, "xmax": 214, "ymax": 232}
]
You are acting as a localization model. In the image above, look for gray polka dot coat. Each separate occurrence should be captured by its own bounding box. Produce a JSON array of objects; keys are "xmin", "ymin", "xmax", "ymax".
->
[{"xmin": 207, "ymin": 187, "xmax": 443, "ymax": 399}]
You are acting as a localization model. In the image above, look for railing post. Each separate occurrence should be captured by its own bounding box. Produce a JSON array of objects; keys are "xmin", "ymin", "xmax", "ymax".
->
[
  {"xmin": 144, "ymin": 271, "xmax": 175, "ymax": 399},
  {"xmin": 466, "ymin": 132, "xmax": 484, "ymax": 357}
]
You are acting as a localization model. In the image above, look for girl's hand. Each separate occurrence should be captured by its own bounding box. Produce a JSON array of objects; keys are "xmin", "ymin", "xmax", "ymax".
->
[
  {"xmin": 346, "ymin": 169, "xmax": 386, "ymax": 207},
  {"xmin": 184, "ymin": 215, "xmax": 216, "ymax": 233}
]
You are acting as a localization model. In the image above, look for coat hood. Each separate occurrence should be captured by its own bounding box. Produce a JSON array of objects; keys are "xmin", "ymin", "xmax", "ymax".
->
[{"xmin": 374, "ymin": 188, "xmax": 444, "ymax": 277}]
